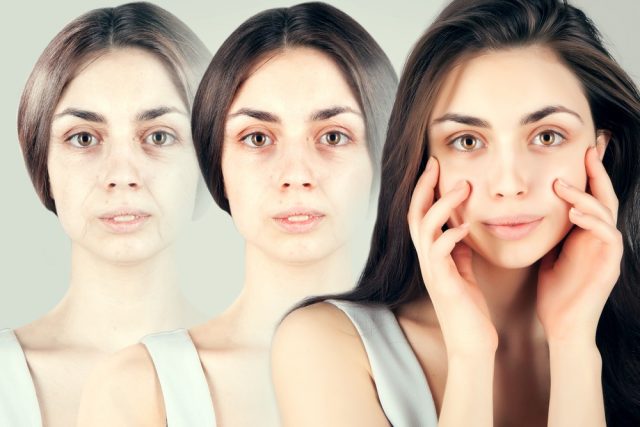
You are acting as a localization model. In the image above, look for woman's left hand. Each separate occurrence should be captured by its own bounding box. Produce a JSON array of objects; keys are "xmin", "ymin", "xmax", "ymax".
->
[{"xmin": 536, "ymin": 146, "xmax": 623, "ymax": 344}]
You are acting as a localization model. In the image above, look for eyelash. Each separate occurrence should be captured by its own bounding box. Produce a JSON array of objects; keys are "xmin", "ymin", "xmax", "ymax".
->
[
  {"xmin": 239, "ymin": 130, "xmax": 352, "ymax": 148},
  {"xmin": 447, "ymin": 129, "xmax": 567, "ymax": 152},
  {"xmin": 65, "ymin": 130, "xmax": 178, "ymax": 148}
]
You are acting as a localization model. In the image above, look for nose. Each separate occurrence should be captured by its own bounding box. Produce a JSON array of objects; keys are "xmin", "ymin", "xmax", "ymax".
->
[
  {"xmin": 488, "ymin": 149, "xmax": 528, "ymax": 199},
  {"xmin": 100, "ymin": 142, "xmax": 142, "ymax": 191},
  {"xmin": 277, "ymin": 142, "xmax": 317, "ymax": 191}
]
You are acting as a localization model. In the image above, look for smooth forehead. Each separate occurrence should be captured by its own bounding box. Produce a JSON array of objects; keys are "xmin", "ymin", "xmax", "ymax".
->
[
  {"xmin": 229, "ymin": 47, "xmax": 361, "ymax": 116},
  {"xmin": 431, "ymin": 45, "xmax": 593, "ymax": 127},
  {"xmin": 54, "ymin": 47, "xmax": 186, "ymax": 114}
]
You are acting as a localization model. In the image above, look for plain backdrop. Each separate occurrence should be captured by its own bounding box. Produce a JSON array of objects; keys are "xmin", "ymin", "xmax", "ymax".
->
[{"xmin": 1, "ymin": 0, "xmax": 638, "ymax": 327}]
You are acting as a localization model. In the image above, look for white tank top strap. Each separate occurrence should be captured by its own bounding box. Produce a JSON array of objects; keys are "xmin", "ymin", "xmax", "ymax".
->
[
  {"xmin": 326, "ymin": 299, "xmax": 438, "ymax": 427},
  {"xmin": 0, "ymin": 328, "xmax": 42, "ymax": 427},
  {"xmin": 141, "ymin": 329, "xmax": 216, "ymax": 427}
]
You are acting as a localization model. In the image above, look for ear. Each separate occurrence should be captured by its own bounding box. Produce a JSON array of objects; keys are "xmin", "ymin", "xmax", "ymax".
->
[{"xmin": 595, "ymin": 130, "xmax": 611, "ymax": 161}]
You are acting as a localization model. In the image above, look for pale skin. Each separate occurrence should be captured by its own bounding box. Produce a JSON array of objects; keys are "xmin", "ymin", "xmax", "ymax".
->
[
  {"xmin": 78, "ymin": 47, "xmax": 375, "ymax": 426},
  {"xmin": 272, "ymin": 46, "xmax": 621, "ymax": 427},
  {"xmin": 14, "ymin": 48, "xmax": 204, "ymax": 427}
]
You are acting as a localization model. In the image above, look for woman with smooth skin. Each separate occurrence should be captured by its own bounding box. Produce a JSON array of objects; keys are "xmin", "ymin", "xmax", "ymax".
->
[
  {"xmin": 1, "ymin": 3, "xmax": 210, "ymax": 426},
  {"xmin": 78, "ymin": 2, "xmax": 397, "ymax": 426},
  {"xmin": 273, "ymin": 0, "xmax": 640, "ymax": 426}
]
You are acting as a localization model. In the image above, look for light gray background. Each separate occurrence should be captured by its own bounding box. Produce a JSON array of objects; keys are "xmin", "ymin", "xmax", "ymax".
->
[{"xmin": 1, "ymin": 0, "xmax": 638, "ymax": 327}]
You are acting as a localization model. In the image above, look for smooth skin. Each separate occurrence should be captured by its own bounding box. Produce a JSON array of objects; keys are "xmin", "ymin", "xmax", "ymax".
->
[
  {"xmin": 14, "ymin": 48, "xmax": 204, "ymax": 427},
  {"xmin": 78, "ymin": 47, "xmax": 375, "ymax": 427},
  {"xmin": 273, "ymin": 46, "xmax": 621, "ymax": 427}
]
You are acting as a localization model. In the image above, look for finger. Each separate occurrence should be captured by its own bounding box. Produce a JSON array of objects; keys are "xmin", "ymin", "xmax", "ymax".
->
[
  {"xmin": 569, "ymin": 207, "xmax": 623, "ymax": 247},
  {"xmin": 450, "ymin": 241, "xmax": 475, "ymax": 284},
  {"xmin": 554, "ymin": 178, "xmax": 614, "ymax": 224},
  {"xmin": 408, "ymin": 157, "xmax": 439, "ymax": 240},
  {"xmin": 429, "ymin": 223, "xmax": 470, "ymax": 261},
  {"xmin": 426, "ymin": 224, "xmax": 470, "ymax": 295},
  {"xmin": 585, "ymin": 146, "xmax": 619, "ymax": 220},
  {"xmin": 419, "ymin": 180, "xmax": 471, "ymax": 242}
]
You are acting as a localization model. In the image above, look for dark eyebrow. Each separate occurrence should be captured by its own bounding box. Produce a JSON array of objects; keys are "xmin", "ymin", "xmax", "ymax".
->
[
  {"xmin": 136, "ymin": 106, "xmax": 186, "ymax": 121},
  {"xmin": 520, "ymin": 105, "xmax": 583, "ymax": 125},
  {"xmin": 227, "ymin": 108, "xmax": 280, "ymax": 123},
  {"xmin": 309, "ymin": 106, "xmax": 361, "ymax": 121},
  {"xmin": 53, "ymin": 108, "xmax": 105, "ymax": 123},
  {"xmin": 431, "ymin": 113, "xmax": 490, "ymax": 128}
]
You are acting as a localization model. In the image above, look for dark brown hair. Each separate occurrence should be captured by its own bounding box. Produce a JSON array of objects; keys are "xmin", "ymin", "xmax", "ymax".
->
[
  {"xmin": 192, "ymin": 2, "xmax": 397, "ymax": 214},
  {"xmin": 303, "ymin": 0, "xmax": 640, "ymax": 423},
  {"xmin": 17, "ymin": 2, "xmax": 210, "ymax": 213}
]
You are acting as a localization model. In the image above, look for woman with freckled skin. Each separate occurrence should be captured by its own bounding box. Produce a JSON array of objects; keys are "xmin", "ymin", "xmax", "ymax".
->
[
  {"xmin": 273, "ymin": 0, "xmax": 640, "ymax": 426},
  {"xmin": 78, "ymin": 3, "xmax": 397, "ymax": 426},
  {"xmin": 0, "ymin": 3, "xmax": 210, "ymax": 426}
]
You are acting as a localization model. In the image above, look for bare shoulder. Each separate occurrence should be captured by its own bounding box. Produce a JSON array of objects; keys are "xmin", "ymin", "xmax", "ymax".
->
[
  {"xmin": 272, "ymin": 302, "xmax": 389, "ymax": 427},
  {"xmin": 77, "ymin": 344, "xmax": 164, "ymax": 427},
  {"xmin": 273, "ymin": 301, "xmax": 365, "ymax": 361}
]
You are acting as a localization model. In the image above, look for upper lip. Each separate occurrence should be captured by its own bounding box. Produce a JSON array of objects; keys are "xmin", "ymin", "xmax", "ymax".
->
[
  {"xmin": 98, "ymin": 209, "xmax": 151, "ymax": 219},
  {"xmin": 272, "ymin": 207, "xmax": 325, "ymax": 219},
  {"xmin": 482, "ymin": 215, "xmax": 543, "ymax": 226}
]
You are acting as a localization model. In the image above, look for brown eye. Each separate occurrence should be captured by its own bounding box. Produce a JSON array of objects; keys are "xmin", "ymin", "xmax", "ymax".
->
[
  {"xmin": 241, "ymin": 132, "xmax": 273, "ymax": 148},
  {"xmin": 451, "ymin": 134, "xmax": 484, "ymax": 151},
  {"xmin": 320, "ymin": 131, "xmax": 350, "ymax": 146},
  {"xmin": 68, "ymin": 132, "xmax": 98, "ymax": 148},
  {"xmin": 144, "ymin": 131, "xmax": 176, "ymax": 146},
  {"xmin": 533, "ymin": 130, "xmax": 565, "ymax": 147}
]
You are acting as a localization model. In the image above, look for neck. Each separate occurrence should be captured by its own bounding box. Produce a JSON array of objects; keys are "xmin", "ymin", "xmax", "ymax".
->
[
  {"xmin": 219, "ymin": 242, "xmax": 357, "ymax": 348},
  {"xmin": 471, "ymin": 254, "xmax": 542, "ymax": 345},
  {"xmin": 45, "ymin": 244, "xmax": 202, "ymax": 352}
]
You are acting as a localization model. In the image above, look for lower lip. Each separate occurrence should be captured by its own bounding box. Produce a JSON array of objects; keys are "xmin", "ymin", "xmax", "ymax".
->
[
  {"xmin": 483, "ymin": 219, "xmax": 542, "ymax": 241},
  {"xmin": 99, "ymin": 215, "xmax": 150, "ymax": 233},
  {"xmin": 273, "ymin": 215, "xmax": 324, "ymax": 233}
]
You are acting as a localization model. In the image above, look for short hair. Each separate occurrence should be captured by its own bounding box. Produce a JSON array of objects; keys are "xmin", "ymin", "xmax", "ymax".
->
[{"xmin": 17, "ymin": 2, "xmax": 210, "ymax": 213}]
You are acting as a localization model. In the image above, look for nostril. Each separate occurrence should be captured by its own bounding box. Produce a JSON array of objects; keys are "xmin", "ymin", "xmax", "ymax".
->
[
  {"xmin": 303, "ymin": 183, "xmax": 311, "ymax": 188},
  {"xmin": 108, "ymin": 182, "xmax": 116, "ymax": 188},
  {"xmin": 128, "ymin": 182, "xmax": 137, "ymax": 188}
]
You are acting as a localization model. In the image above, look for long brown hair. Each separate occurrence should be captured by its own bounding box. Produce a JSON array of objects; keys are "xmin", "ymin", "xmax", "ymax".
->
[
  {"xmin": 17, "ymin": 2, "xmax": 210, "ymax": 213},
  {"xmin": 304, "ymin": 0, "xmax": 640, "ymax": 423},
  {"xmin": 191, "ymin": 2, "xmax": 398, "ymax": 214}
]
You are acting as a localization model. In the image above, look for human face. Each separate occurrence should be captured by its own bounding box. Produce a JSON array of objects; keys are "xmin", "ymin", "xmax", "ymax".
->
[
  {"xmin": 48, "ymin": 48, "xmax": 200, "ymax": 264},
  {"xmin": 222, "ymin": 47, "xmax": 372, "ymax": 264},
  {"xmin": 428, "ymin": 46, "xmax": 606, "ymax": 269}
]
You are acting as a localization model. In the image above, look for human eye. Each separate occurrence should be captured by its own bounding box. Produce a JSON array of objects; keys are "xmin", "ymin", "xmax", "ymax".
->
[
  {"xmin": 66, "ymin": 132, "xmax": 100, "ymax": 148},
  {"xmin": 449, "ymin": 134, "xmax": 485, "ymax": 152},
  {"xmin": 319, "ymin": 131, "xmax": 351, "ymax": 146},
  {"xmin": 531, "ymin": 130, "xmax": 566, "ymax": 147},
  {"xmin": 143, "ymin": 131, "xmax": 177, "ymax": 146},
  {"xmin": 240, "ymin": 132, "xmax": 273, "ymax": 148}
]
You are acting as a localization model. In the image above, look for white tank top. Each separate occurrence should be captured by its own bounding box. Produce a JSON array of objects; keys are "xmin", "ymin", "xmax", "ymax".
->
[
  {"xmin": 327, "ymin": 300, "xmax": 438, "ymax": 427},
  {"xmin": 0, "ymin": 328, "xmax": 42, "ymax": 427},
  {"xmin": 141, "ymin": 328, "xmax": 216, "ymax": 427}
]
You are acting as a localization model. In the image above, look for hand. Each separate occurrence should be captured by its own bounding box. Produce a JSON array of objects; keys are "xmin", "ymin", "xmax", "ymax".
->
[
  {"xmin": 537, "ymin": 146, "xmax": 622, "ymax": 344},
  {"xmin": 408, "ymin": 157, "xmax": 498, "ymax": 357}
]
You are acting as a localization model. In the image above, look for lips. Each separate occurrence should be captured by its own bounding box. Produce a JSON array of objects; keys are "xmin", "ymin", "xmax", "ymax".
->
[
  {"xmin": 482, "ymin": 215, "xmax": 543, "ymax": 241},
  {"xmin": 98, "ymin": 210, "xmax": 151, "ymax": 233},
  {"xmin": 272, "ymin": 209, "xmax": 325, "ymax": 233}
]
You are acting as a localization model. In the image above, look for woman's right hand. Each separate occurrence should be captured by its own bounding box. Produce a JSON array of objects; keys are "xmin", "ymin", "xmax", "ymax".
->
[{"xmin": 407, "ymin": 157, "xmax": 498, "ymax": 357}]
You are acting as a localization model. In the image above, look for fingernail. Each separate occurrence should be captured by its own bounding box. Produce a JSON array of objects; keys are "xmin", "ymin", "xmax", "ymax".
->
[
  {"xmin": 426, "ymin": 157, "xmax": 433, "ymax": 172},
  {"xmin": 459, "ymin": 222, "xmax": 470, "ymax": 229},
  {"xmin": 556, "ymin": 178, "xmax": 569, "ymax": 188},
  {"xmin": 570, "ymin": 207, "xmax": 583, "ymax": 216}
]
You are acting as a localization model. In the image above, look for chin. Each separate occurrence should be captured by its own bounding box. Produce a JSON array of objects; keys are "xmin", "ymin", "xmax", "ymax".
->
[
  {"xmin": 466, "ymin": 235, "xmax": 556, "ymax": 270},
  {"xmin": 88, "ymin": 239, "xmax": 163, "ymax": 265}
]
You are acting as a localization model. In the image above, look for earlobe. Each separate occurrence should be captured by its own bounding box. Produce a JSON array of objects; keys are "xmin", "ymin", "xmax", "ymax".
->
[{"xmin": 595, "ymin": 130, "xmax": 611, "ymax": 161}]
